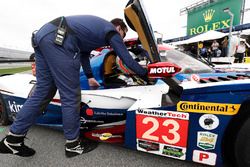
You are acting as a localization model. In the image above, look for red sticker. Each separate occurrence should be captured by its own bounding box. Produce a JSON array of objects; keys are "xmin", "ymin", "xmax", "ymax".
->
[
  {"xmin": 136, "ymin": 109, "xmax": 189, "ymax": 147},
  {"xmin": 86, "ymin": 108, "xmax": 94, "ymax": 116}
]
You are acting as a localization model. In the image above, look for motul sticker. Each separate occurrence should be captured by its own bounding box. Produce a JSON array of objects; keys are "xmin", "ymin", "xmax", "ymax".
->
[
  {"xmin": 149, "ymin": 67, "xmax": 175, "ymax": 74},
  {"xmin": 193, "ymin": 150, "xmax": 217, "ymax": 166},
  {"xmin": 147, "ymin": 62, "xmax": 181, "ymax": 78}
]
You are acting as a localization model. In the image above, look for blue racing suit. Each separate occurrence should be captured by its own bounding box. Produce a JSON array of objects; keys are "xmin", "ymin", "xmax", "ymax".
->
[{"xmin": 10, "ymin": 15, "xmax": 147, "ymax": 140}]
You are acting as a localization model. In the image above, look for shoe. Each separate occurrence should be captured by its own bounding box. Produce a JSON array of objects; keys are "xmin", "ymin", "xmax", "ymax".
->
[
  {"xmin": 65, "ymin": 139, "xmax": 98, "ymax": 158},
  {"xmin": 0, "ymin": 133, "xmax": 36, "ymax": 157}
]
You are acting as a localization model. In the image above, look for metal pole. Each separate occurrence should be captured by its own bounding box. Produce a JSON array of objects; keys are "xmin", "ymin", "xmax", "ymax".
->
[
  {"xmin": 154, "ymin": 31, "xmax": 163, "ymax": 44},
  {"xmin": 228, "ymin": 11, "xmax": 234, "ymax": 39},
  {"xmin": 226, "ymin": 10, "xmax": 234, "ymax": 57},
  {"xmin": 241, "ymin": 0, "xmax": 246, "ymax": 25}
]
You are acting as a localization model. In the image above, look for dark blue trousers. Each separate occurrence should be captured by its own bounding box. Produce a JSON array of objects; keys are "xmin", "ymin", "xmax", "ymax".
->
[{"xmin": 10, "ymin": 24, "xmax": 81, "ymax": 140}]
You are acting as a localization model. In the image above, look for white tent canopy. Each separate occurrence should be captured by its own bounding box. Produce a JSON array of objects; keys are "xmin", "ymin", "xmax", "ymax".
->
[
  {"xmin": 171, "ymin": 30, "xmax": 227, "ymax": 45},
  {"xmin": 241, "ymin": 29, "xmax": 250, "ymax": 36}
]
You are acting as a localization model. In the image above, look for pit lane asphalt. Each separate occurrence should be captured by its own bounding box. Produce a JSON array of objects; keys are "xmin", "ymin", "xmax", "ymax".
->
[{"xmin": 0, "ymin": 125, "xmax": 207, "ymax": 167}]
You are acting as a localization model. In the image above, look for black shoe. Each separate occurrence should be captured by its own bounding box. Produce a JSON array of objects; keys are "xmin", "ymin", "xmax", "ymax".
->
[
  {"xmin": 65, "ymin": 139, "xmax": 98, "ymax": 158},
  {"xmin": 0, "ymin": 134, "xmax": 36, "ymax": 157}
]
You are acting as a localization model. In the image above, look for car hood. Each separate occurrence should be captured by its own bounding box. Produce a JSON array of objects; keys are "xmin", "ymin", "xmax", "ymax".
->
[{"xmin": 124, "ymin": 0, "xmax": 160, "ymax": 63}]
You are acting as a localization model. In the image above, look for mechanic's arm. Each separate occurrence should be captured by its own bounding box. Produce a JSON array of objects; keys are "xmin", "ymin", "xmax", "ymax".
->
[
  {"xmin": 108, "ymin": 33, "xmax": 147, "ymax": 78},
  {"xmin": 80, "ymin": 53, "xmax": 100, "ymax": 87}
]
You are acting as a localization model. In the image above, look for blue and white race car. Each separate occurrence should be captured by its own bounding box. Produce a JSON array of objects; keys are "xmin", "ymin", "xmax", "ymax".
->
[{"xmin": 0, "ymin": 0, "xmax": 250, "ymax": 166}]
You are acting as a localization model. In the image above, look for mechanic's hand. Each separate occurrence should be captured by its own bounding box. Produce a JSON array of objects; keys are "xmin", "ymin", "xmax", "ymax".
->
[{"xmin": 88, "ymin": 78, "xmax": 100, "ymax": 88}]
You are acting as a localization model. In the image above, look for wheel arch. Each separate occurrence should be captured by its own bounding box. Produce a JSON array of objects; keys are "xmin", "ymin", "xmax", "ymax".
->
[
  {"xmin": 0, "ymin": 92, "xmax": 11, "ymax": 125},
  {"xmin": 222, "ymin": 98, "xmax": 250, "ymax": 166}
]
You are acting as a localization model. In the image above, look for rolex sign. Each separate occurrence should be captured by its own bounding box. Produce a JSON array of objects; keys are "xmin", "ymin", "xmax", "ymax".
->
[{"xmin": 187, "ymin": 0, "xmax": 243, "ymax": 36}]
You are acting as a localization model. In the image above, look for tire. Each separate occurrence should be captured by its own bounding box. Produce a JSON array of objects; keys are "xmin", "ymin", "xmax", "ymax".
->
[
  {"xmin": 0, "ymin": 95, "xmax": 10, "ymax": 125},
  {"xmin": 234, "ymin": 117, "xmax": 250, "ymax": 167}
]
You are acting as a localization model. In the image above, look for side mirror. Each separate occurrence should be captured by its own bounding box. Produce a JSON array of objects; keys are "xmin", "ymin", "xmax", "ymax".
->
[{"xmin": 147, "ymin": 62, "xmax": 181, "ymax": 78}]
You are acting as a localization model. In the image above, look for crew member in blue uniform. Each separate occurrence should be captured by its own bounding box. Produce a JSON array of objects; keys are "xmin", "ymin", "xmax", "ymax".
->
[{"xmin": 0, "ymin": 15, "xmax": 147, "ymax": 158}]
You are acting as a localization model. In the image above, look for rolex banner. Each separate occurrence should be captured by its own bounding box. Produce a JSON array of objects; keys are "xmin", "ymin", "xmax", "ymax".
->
[{"xmin": 187, "ymin": 0, "xmax": 243, "ymax": 36}]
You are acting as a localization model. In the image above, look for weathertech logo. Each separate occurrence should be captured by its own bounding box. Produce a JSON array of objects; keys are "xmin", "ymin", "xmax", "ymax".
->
[
  {"xmin": 137, "ymin": 109, "xmax": 189, "ymax": 120},
  {"xmin": 149, "ymin": 67, "xmax": 175, "ymax": 74},
  {"xmin": 177, "ymin": 101, "xmax": 240, "ymax": 115},
  {"xmin": 203, "ymin": 9, "xmax": 215, "ymax": 22}
]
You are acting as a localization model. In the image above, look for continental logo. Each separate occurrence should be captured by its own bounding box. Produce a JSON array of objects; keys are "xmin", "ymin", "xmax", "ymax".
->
[
  {"xmin": 203, "ymin": 9, "xmax": 215, "ymax": 22},
  {"xmin": 177, "ymin": 101, "xmax": 240, "ymax": 115}
]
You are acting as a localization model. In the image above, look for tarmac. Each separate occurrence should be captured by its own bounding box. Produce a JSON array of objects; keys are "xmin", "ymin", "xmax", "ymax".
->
[{"xmin": 0, "ymin": 125, "xmax": 206, "ymax": 167}]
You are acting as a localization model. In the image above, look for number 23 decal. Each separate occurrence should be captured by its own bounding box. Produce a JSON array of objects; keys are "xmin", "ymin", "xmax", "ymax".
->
[
  {"xmin": 142, "ymin": 117, "xmax": 180, "ymax": 144},
  {"xmin": 136, "ymin": 115, "xmax": 189, "ymax": 147}
]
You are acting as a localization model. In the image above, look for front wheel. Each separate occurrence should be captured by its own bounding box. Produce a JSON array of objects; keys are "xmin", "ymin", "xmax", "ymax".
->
[
  {"xmin": 0, "ymin": 95, "xmax": 10, "ymax": 125},
  {"xmin": 234, "ymin": 117, "xmax": 250, "ymax": 167}
]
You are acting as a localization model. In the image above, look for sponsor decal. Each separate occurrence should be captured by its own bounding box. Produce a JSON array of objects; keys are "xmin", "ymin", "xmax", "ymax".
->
[
  {"xmin": 138, "ymin": 140, "xmax": 159, "ymax": 151},
  {"xmin": 147, "ymin": 62, "xmax": 181, "ymax": 78},
  {"xmin": 149, "ymin": 67, "xmax": 175, "ymax": 74},
  {"xmin": 136, "ymin": 140, "xmax": 186, "ymax": 160},
  {"xmin": 8, "ymin": 100, "xmax": 23, "ymax": 113},
  {"xmin": 203, "ymin": 9, "xmax": 215, "ymax": 22},
  {"xmin": 162, "ymin": 145, "xmax": 184, "ymax": 159},
  {"xmin": 93, "ymin": 111, "xmax": 124, "ymax": 116},
  {"xmin": 137, "ymin": 109, "xmax": 189, "ymax": 120},
  {"xmin": 106, "ymin": 112, "xmax": 124, "ymax": 116},
  {"xmin": 177, "ymin": 101, "xmax": 240, "ymax": 115},
  {"xmin": 136, "ymin": 109, "xmax": 189, "ymax": 148},
  {"xmin": 189, "ymin": 19, "xmax": 230, "ymax": 35},
  {"xmin": 80, "ymin": 117, "xmax": 104, "ymax": 124},
  {"xmin": 85, "ymin": 108, "xmax": 94, "ymax": 116},
  {"xmin": 197, "ymin": 132, "xmax": 218, "ymax": 150},
  {"xmin": 199, "ymin": 114, "xmax": 219, "ymax": 130},
  {"xmin": 193, "ymin": 150, "xmax": 217, "ymax": 166},
  {"xmin": 92, "ymin": 133, "xmax": 122, "ymax": 141},
  {"xmin": 190, "ymin": 74, "xmax": 200, "ymax": 82}
]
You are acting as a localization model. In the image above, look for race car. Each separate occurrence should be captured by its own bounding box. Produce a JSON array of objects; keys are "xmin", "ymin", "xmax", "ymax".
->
[
  {"xmin": 0, "ymin": 0, "xmax": 250, "ymax": 167},
  {"xmin": 213, "ymin": 63, "xmax": 250, "ymax": 73}
]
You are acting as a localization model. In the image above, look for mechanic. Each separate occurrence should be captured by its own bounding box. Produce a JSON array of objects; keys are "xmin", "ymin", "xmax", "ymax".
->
[{"xmin": 0, "ymin": 15, "xmax": 147, "ymax": 158}]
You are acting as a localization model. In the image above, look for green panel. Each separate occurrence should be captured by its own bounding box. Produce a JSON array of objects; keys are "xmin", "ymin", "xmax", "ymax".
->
[{"xmin": 187, "ymin": 0, "xmax": 243, "ymax": 35}]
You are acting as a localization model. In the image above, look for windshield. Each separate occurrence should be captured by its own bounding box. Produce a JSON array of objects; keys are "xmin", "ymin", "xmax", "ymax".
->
[{"xmin": 160, "ymin": 49, "xmax": 215, "ymax": 74}]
